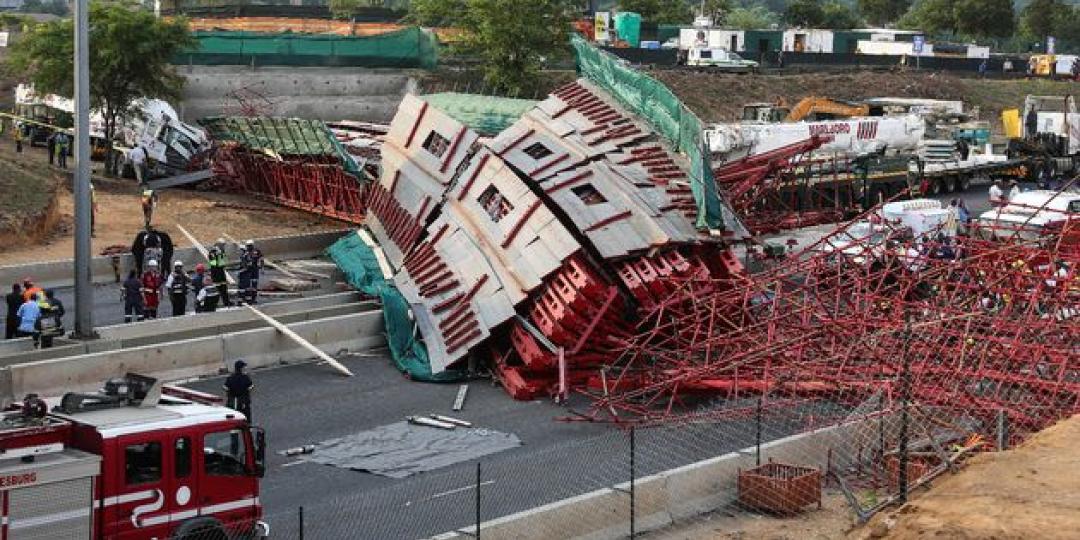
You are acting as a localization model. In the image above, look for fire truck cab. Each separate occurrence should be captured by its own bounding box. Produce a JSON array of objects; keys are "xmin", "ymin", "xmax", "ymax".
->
[{"xmin": 0, "ymin": 374, "xmax": 268, "ymax": 539}]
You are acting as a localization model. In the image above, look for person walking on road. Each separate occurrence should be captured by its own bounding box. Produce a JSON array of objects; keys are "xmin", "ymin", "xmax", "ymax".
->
[
  {"xmin": 14, "ymin": 123, "xmax": 23, "ymax": 153},
  {"xmin": 5, "ymin": 284, "xmax": 22, "ymax": 340},
  {"xmin": 15, "ymin": 293, "xmax": 41, "ymax": 345},
  {"xmin": 989, "ymin": 179, "xmax": 1005, "ymax": 208},
  {"xmin": 165, "ymin": 260, "xmax": 190, "ymax": 317},
  {"xmin": 141, "ymin": 188, "xmax": 158, "ymax": 229},
  {"xmin": 46, "ymin": 131, "xmax": 56, "ymax": 166},
  {"xmin": 129, "ymin": 145, "xmax": 148, "ymax": 185},
  {"xmin": 224, "ymin": 360, "xmax": 254, "ymax": 421},
  {"xmin": 238, "ymin": 240, "xmax": 263, "ymax": 305},
  {"xmin": 208, "ymin": 245, "xmax": 232, "ymax": 307},
  {"xmin": 121, "ymin": 270, "xmax": 144, "ymax": 323},
  {"xmin": 54, "ymin": 131, "xmax": 69, "ymax": 169},
  {"xmin": 1007, "ymin": 180, "xmax": 1023, "ymax": 202},
  {"xmin": 140, "ymin": 260, "xmax": 163, "ymax": 319},
  {"xmin": 38, "ymin": 290, "xmax": 64, "ymax": 349}
]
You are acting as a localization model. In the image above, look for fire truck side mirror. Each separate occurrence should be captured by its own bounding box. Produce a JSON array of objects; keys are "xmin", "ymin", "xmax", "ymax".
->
[{"xmin": 251, "ymin": 426, "xmax": 266, "ymax": 478}]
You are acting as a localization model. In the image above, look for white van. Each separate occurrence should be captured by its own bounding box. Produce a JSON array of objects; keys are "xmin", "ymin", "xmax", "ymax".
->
[{"xmin": 976, "ymin": 190, "xmax": 1080, "ymax": 241}]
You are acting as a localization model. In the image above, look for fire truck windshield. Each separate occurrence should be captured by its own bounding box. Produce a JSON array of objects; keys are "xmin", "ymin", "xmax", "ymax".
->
[{"xmin": 203, "ymin": 429, "xmax": 248, "ymax": 476}]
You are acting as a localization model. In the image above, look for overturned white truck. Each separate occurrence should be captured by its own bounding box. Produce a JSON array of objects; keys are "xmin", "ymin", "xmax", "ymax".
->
[{"xmin": 13, "ymin": 83, "xmax": 209, "ymax": 177}]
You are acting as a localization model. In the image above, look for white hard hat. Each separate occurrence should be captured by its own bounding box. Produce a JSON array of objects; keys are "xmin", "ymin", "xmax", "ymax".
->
[
  {"xmin": 147, "ymin": 260, "xmax": 158, "ymax": 268},
  {"xmin": 245, "ymin": 239, "xmax": 254, "ymax": 246},
  {"xmin": 173, "ymin": 260, "xmax": 183, "ymax": 267},
  {"xmin": 216, "ymin": 238, "xmax": 225, "ymax": 245}
]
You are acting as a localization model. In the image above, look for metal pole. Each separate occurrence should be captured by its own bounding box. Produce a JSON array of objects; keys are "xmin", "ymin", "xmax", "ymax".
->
[
  {"xmin": 897, "ymin": 323, "xmax": 912, "ymax": 503},
  {"xmin": 996, "ymin": 409, "xmax": 1008, "ymax": 451},
  {"xmin": 755, "ymin": 396, "xmax": 762, "ymax": 466},
  {"xmin": 72, "ymin": 0, "xmax": 94, "ymax": 338},
  {"xmin": 629, "ymin": 426, "xmax": 635, "ymax": 539},
  {"xmin": 298, "ymin": 506, "xmax": 304, "ymax": 540},
  {"xmin": 475, "ymin": 462, "xmax": 481, "ymax": 538}
]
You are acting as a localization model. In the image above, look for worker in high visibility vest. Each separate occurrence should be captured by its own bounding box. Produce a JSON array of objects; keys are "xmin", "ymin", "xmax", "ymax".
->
[
  {"xmin": 141, "ymin": 189, "xmax": 158, "ymax": 229},
  {"xmin": 207, "ymin": 245, "xmax": 232, "ymax": 307}
]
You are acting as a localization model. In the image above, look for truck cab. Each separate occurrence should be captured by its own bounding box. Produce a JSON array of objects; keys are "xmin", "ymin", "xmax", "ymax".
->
[{"xmin": 0, "ymin": 374, "xmax": 267, "ymax": 540}]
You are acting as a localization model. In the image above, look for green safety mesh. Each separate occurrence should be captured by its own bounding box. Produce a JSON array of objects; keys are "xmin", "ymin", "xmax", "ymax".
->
[
  {"xmin": 613, "ymin": 12, "xmax": 642, "ymax": 48},
  {"xmin": 571, "ymin": 34, "xmax": 725, "ymax": 230},
  {"xmin": 177, "ymin": 27, "xmax": 438, "ymax": 69},
  {"xmin": 326, "ymin": 233, "xmax": 465, "ymax": 382},
  {"xmin": 420, "ymin": 93, "xmax": 538, "ymax": 136},
  {"xmin": 199, "ymin": 116, "xmax": 362, "ymax": 177}
]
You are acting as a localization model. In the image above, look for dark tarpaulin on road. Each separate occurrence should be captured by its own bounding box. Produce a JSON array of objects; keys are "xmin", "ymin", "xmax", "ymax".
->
[{"xmin": 305, "ymin": 421, "xmax": 521, "ymax": 478}]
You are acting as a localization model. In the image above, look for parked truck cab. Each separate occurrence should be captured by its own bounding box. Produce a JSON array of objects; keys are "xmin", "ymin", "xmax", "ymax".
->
[{"xmin": 0, "ymin": 374, "xmax": 268, "ymax": 539}]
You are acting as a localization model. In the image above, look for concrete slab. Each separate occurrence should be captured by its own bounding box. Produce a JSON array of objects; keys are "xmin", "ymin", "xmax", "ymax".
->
[{"xmin": 0, "ymin": 310, "xmax": 386, "ymax": 402}]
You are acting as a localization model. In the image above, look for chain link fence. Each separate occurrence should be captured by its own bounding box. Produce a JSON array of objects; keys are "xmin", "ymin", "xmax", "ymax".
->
[{"xmin": 228, "ymin": 358, "xmax": 1007, "ymax": 540}]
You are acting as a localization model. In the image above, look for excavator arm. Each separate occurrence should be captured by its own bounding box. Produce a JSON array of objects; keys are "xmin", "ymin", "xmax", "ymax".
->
[{"xmin": 784, "ymin": 97, "xmax": 869, "ymax": 122}]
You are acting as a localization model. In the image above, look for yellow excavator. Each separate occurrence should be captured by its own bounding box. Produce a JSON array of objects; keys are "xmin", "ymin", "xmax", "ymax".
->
[
  {"xmin": 741, "ymin": 97, "xmax": 870, "ymax": 123},
  {"xmin": 783, "ymin": 97, "xmax": 870, "ymax": 122}
]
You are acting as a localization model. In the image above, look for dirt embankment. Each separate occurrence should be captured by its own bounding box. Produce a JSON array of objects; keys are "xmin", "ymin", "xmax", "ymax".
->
[
  {"xmin": 855, "ymin": 414, "xmax": 1080, "ymax": 540},
  {"xmin": 0, "ymin": 141, "xmax": 346, "ymax": 266},
  {"xmin": 653, "ymin": 69, "xmax": 1079, "ymax": 133},
  {"xmin": 0, "ymin": 152, "xmax": 64, "ymax": 252}
]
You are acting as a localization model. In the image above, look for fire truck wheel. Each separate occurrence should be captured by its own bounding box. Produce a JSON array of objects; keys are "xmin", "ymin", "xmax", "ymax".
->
[{"xmin": 173, "ymin": 518, "xmax": 228, "ymax": 540}]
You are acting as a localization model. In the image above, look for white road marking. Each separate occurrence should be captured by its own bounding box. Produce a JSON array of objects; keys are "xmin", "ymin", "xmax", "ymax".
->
[{"xmin": 405, "ymin": 480, "xmax": 496, "ymax": 507}]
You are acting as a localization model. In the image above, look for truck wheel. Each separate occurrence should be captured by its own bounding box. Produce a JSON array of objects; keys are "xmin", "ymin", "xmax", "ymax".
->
[
  {"xmin": 174, "ymin": 518, "xmax": 228, "ymax": 540},
  {"xmin": 957, "ymin": 176, "xmax": 971, "ymax": 192}
]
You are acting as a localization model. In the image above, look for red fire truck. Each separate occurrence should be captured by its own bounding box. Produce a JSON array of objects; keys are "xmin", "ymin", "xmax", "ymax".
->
[{"xmin": 0, "ymin": 374, "xmax": 268, "ymax": 539}]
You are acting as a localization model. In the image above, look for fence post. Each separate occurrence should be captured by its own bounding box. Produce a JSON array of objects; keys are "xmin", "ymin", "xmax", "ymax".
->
[
  {"xmin": 298, "ymin": 506, "xmax": 304, "ymax": 540},
  {"xmin": 897, "ymin": 323, "xmax": 913, "ymax": 504},
  {"xmin": 755, "ymin": 396, "xmax": 763, "ymax": 467},
  {"xmin": 630, "ymin": 426, "xmax": 636, "ymax": 539},
  {"xmin": 475, "ymin": 462, "xmax": 482, "ymax": 538},
  {"xmin": 997, "ymin": 409, "xmax": 1008, "ymax": 451}
]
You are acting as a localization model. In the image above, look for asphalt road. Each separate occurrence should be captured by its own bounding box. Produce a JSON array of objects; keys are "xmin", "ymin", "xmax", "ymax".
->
[{"xmin": 184, "ymin": 358, "xmax": 807, "ymax": 540}]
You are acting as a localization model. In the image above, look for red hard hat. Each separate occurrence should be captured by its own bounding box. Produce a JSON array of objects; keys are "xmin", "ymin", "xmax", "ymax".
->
[{"xmin": 195, "ymin": 263, "xmax": 206, "ymax": 272}]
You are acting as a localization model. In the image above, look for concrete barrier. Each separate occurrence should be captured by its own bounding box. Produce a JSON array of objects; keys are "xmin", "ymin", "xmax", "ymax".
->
[
  {"xmin": 434, "ymin": 415, "xmax": 887, "ymax": 540},
  {"xmin": 0, "ymin": 229, "xmax": 351, "ymax": 290},
  {"xmin": 0, "ymin": 310, "xmax": 385, "ymax": 402}
]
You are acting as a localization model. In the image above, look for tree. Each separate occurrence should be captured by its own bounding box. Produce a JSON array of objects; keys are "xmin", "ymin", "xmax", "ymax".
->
[
  {"xmin": 9, "ymin": 2, "xmax": 193, "ymax": 147},
  {"xmin": 784, "ymin": 0, "xmax": 826, "ymax": 27},
  {"xmin": 329, "ymin": 0, "xmax": 383, "ymax": 20},
  {"xmin": 409, "ymin": 0, "xmax": 575, "ymax": 95},
  {"xmin": 858, "ymin": 0, "xmax": 911, "ymax": 26},
  {"xmin": 823, "ymin": 2, "xmax": 863, "ymax": 29},
  {"xmin": 900, "ymin": 0, "xmax": 956, "ymax": 34},
  {"xmin": 1020, "ymin": 0, "xmax": 1067, "ymax": 40},
  {"xmin": 617, "ymin": 0, "xmax": 692, "ymax": 24},
  {"xmin": 954, "ymin": 0, "xmax": 1013, "ymax": 38},
  {"xmin": 700, "ymin": 0, "xmax": 733, "ymax": 24},
  {"xmin": 20, "ymin": 0, "xmax": 68, "ymax": 16},
  {"xmin": 724, "ymin": 4, "xmax": 780, "ymax": 29}
]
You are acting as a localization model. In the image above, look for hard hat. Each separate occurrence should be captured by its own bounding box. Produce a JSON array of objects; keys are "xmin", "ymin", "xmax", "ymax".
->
[
  {"xmin": 245, "ymin": 239, "xmax": 254, "ymax": 247},
  {"xmin": 195, "ymin": 263, "xmax": 206, "ymax": 272},
  {"xmin": 174, "ymin": 260, "xmax": 183, "ymax": 267},
  {"xmin": 22, "ymin": 277, "xmax": 32, "ymax": 285},
  {"xmin": 216, "ymin": 237, "xmax": 226, "ymax": 245},
  {"xmin": 147, "ymin": 260, "xmax": 158, "ymax": 268}
]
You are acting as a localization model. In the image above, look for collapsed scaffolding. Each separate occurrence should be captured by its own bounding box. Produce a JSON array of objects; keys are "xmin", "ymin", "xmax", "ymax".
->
[{"xmin": 200, "ymin": 37, "xmax": 1079, "ymax": 489}]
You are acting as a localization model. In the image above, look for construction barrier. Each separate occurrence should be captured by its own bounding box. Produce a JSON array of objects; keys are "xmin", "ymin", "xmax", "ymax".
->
[
  {"xmin": 571, "ymin": 34, "xmax": 727, "ymax": 231},
  {"xmin": 175, "ymin": 27, "xmax": 438, "ymax": 69},
  {"xmin": 326, "ymin": 232, "xmax": 465, "ymax": 383}
]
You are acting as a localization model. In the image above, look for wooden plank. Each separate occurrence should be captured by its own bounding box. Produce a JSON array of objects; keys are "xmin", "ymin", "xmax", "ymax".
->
[{"xmin": 246, "ymin": 306, "xmax": 354, "ymax": 377}]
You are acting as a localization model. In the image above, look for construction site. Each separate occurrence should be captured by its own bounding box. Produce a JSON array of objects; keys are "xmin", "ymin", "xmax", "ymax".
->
[{"xmin": 0, "ymin": 6, "xmax": 1076, "ymax": 540}]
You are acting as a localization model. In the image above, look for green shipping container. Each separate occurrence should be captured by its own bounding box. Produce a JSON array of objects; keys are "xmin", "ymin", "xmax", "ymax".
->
[
  {"xmin": 744, "ymin": 30, "xmax": 782, "ymax": 55},
  {"xmin": 614, "ymin": 12, "xmax": 642, "ymax": 48}
]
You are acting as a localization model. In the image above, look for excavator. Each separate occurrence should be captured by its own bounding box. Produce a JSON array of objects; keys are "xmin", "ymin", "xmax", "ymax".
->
[{"xmin": 741, "ymin": 97, "xmax": 870, "ymax": 123}]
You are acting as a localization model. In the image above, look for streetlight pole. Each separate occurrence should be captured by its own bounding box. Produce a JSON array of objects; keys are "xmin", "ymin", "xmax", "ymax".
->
[{"xmin": 72, "ymin": 0, "xmax": 94, "ymax": 338}]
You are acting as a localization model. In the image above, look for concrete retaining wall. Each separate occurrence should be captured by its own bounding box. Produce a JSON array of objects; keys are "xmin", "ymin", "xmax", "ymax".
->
[
  {"xmin": 0, "ymin": 229, "xmax": 351, "ymax": 290},
  {"xmin": 434, "ymin": 415, "xmax": 886, "ymax": 540},
  {"xmin": 177, "ymin": 66, "xmax": 419, "ymax": 123},
  {"xmin": 0, "ymin": 309, "xmax": 385, "ymax": 402}
]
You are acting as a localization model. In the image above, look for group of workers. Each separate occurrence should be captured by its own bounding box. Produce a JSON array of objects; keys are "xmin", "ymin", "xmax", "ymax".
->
[
  {"xmin": 122, "ymin": 238, "xmax": 263, "ymax": 322},
  {"xmin": 988, "ymin": 179, "xmax": 1024, "ymax": 207},
  {"xmin": 4, "ymin": 279, "xmax": 65, "ymax": 348}
]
